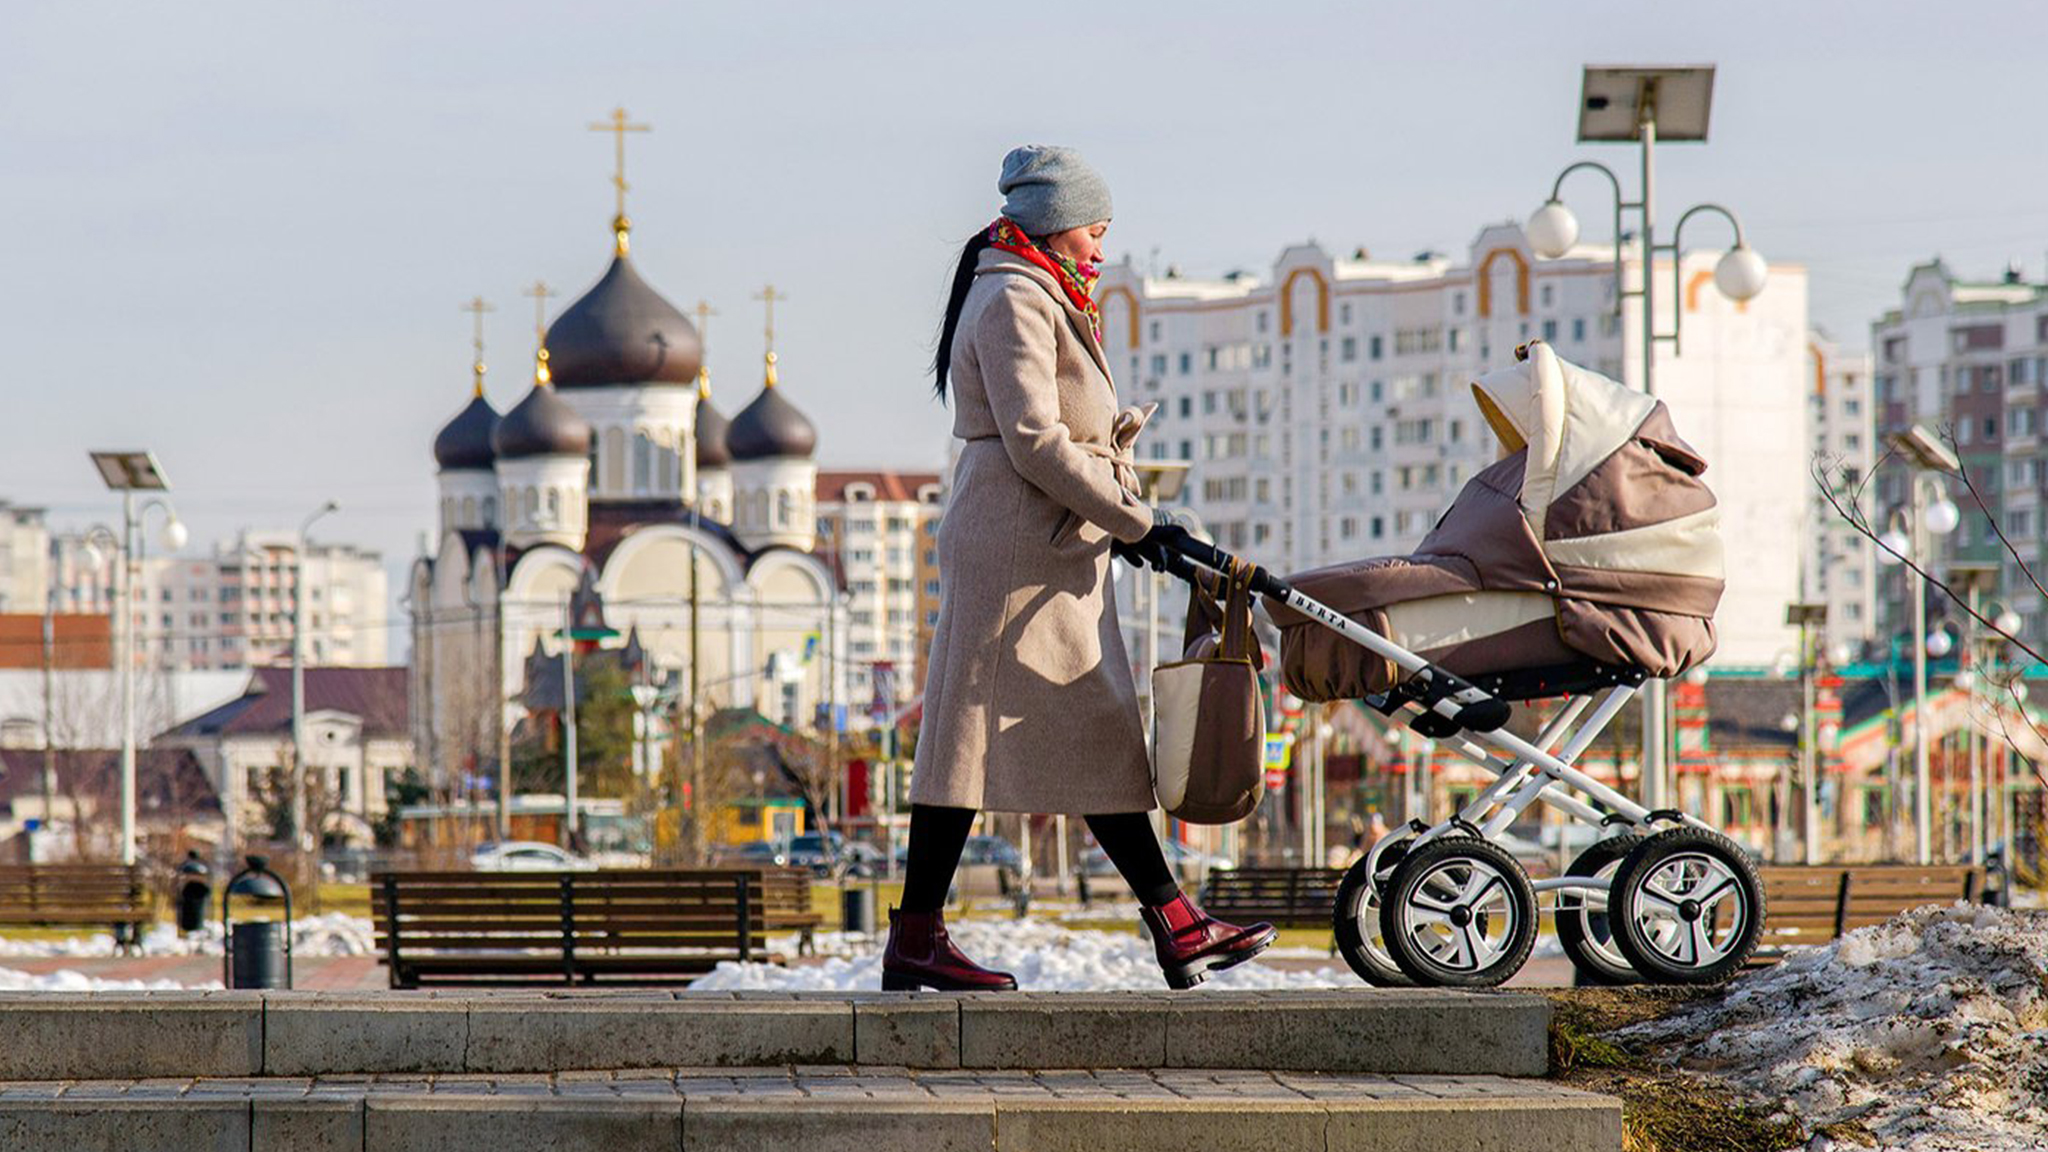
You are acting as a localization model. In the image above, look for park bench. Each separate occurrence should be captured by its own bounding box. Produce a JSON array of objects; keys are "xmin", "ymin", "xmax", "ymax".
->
[
  {"xmin": 0, "ymin": 864, "xmax": 153, "ymax": 952},
  {"xmin": 1751, "ymin": 863, "xmax": 1986, "ymax": 963},
  {"xmin": 371, "ymin": 869, "xmax": 769, "ymax": 988},
  {"xmin": 758, "ymin": 866, "xmax": 824, "ymax": 954},
  {"xmin": 1200, "ymin": 867, "xmax": 1347, "ymax": 947}
]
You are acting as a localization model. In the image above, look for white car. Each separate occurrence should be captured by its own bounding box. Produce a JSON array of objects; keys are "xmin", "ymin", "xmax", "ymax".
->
[{"xmin": 470, "ymin": 841, "xmax": 597, "ymax": 872}]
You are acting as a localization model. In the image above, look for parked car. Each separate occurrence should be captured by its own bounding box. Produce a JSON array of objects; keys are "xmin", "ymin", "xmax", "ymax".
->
[
  {"xmin": 716, "ymin": 841, "xmax": 789, "ymax": 869},
  {"xmin": 471, "ymin": 841, "xmax": 596, "ymax": 872},
  {"xmin": 960, "ymin": 835, "xmax": 1022, "ymax": 869},
  {"xmin": 784, "ymin": 831, "xmax": 847, "ymax": 878},
  {"xmin": 1082, "ymin": 838, "xmax": 1234, "ymax": 880}
]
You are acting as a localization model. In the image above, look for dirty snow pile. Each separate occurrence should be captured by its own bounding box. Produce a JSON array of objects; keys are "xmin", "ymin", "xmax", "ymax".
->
[
  {"xmin": 0, "ymin": 912, "xmax": 376, "ymax": 959},
  {"xmin": 1621, "ymin": 903, "xmax": 2048, "ymax": 1152},
  {"xmin": 693, "ymin": 918, "xmax": 1352, "ymax": 992}
]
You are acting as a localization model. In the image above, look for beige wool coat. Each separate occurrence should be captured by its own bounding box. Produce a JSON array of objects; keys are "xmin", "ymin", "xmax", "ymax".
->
[{"xmin": 910, "ymin": 249, "xmax": 1159, "ymax": 815}]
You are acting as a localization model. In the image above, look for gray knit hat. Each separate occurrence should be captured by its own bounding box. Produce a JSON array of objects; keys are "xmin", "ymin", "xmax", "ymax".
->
[{"xmin": 998, "ymin": 145, "xmax": 1112, "ymax": 236}]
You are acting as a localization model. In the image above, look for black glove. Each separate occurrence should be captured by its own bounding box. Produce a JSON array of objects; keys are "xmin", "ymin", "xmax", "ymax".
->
[{"xmin": 1124, "ymin": 510, "xmax": 1191, "ymax": 572}]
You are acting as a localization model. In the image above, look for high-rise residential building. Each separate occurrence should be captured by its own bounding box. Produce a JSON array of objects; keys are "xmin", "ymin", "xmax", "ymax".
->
[
  {"xmin": 0, "ymin": 502, "xmax": 50, "ymax": 615},
  {"xmin": 1807, "ymin": 331, "xmax": 1879, "ymax": 654},
  {"xmin": 1871, "ymin": 259, "xmax": 2048, "ymax": 646},
  {"xmin": 48, "ymin": 529, "xmax": 389, "ymax": 671},
  {"xmin": 1097, "ymin": 223, "xmax": 1812, "ymax": 666},
  {"xmin": 815, "ymin": 471, "xmax": 943, "ymax": 716}
]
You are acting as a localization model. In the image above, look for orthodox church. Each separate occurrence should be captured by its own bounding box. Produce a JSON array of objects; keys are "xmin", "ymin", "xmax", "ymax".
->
[{"xmin": 410, "ymin": 129, "xmax": 842, "ymax": 794}]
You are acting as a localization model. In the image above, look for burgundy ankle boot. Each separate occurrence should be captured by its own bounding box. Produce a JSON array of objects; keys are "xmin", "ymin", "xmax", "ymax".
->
[
  {"xmin": 880, "ymin": 908, "xmax": 1018, "ymax": 992},
  {"xmin": 1140, "ymin": 893, "xmax": 1276, "ymax": 990}
]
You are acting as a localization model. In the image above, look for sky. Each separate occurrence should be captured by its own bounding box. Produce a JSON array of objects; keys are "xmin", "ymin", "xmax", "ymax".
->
[{"xmin": 5, "ymin": 0, "xmax": 2047, "ymax": 633}]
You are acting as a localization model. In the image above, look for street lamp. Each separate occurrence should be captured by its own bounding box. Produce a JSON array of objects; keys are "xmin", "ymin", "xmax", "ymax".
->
[
  {"xmin": 1785, "ymin": 602, "xmax": 1829, "ymax": 865},
  {"xmin": 86, "ymin": 450, "xmax": 185, "ymax": 868},
  {"xmin": 1874, "ymin": 426, "xmax": 1961, "ymax": 864},
  {"xmin": 291, "ymin": 500, "xmax": 339, "ymax": 858},
  {"xmin": 1526, "ymin": 65, "xmax": 1768, "ymax": 818}
]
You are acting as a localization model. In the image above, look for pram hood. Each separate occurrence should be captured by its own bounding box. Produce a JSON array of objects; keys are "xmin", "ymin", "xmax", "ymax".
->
[{"xmin": 1268, "ymin": 341, "xmax": 1722, "ymax": 693}]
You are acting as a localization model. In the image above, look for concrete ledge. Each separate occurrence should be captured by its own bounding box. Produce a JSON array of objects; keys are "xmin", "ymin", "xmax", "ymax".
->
[
  {"xmin": 0, "ymin": 995, "xmax": 261, "ymax": 1079},
  {"xmin": 1164, "ymin": 990, "xmax": 1553, "ymax": 1076},
  {"xmin": 464, "ymin": 998, "xmax": 854, "ymax": 1072},
  {"xmin": 0, "ymin": 1073, "xmax": 1622, "ymax": 1152},
  {"xmin": 684, "ymin": 1099, "xmax": 993, "ymax": 1152},
  {"xmin": 363, "ymin": 1095, "xmax": 682, "ymax": 1152},
  {"xmin": 0, "ymin": 989, "xmax": 1551, "ymax": 1078},
  {"xmin": 264, "ymin": 994, "xmax": 468, "ymax": 1075},
  {"xmin": 0, "ymin": 1097, "xmax": 249, "ymax": 1152}
]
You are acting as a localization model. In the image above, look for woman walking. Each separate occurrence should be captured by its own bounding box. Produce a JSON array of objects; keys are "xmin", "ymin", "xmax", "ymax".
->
[{"xmin": 883, "ymin": 145, "xmax": 1275, "ymax": 991}]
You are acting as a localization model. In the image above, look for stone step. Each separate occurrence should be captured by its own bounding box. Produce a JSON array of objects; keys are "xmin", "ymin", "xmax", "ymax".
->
[
  {"xmin": 0, "ymin": 988, "xmax": 1553, "ymax": 1080},
  {"xmin": 0, "ymin": 1068, "xmax": 1622, "ymax": 1151}
]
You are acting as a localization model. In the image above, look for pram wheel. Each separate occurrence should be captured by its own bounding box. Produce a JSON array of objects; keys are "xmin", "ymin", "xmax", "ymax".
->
[
  {"xmin": 1332, "ymin": 838, "xmax": 1415, "ymax": 987},
  {"xmin": 1378, "ymin": 838, "xmax": 1537, "ymax": 988},
  {"xmin": 1608, "ymin": 828, "xmax": 1764, "ymax": 985},
  {"xmin": 1553, "ymin": 834, "xmax": 1645, "ymax": 986}
]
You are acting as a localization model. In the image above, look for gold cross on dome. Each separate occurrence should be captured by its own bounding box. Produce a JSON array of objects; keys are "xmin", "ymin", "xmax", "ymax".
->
[
  {"xmin": 588, "ymin": 106, "xmax": 651, "ymax": 253},
  {"xmin": 462, "ymin": 295, "xmax": 494, "ymax": 396},
  {"xmin": 694, "ymin": 300, "xmax": 718, "ymax": 390},
  {"xmin": 753, "ymin": 284, "xmax": 787, "ymax": 387},
  {"xmin": 523, "ymin": 280, "xmax": 557, "ymax": 385}
]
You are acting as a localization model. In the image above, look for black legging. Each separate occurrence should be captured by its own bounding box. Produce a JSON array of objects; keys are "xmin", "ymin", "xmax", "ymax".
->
[{"xmin": 900, "ymin": 803, "xmax": 1179, "ymax": 913}]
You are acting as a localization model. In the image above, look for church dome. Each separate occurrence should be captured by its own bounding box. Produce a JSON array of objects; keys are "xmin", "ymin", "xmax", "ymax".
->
[
  {"xmin": 696, "ymin": 391, "xmax": 732, "ymax": 468},
  {"xmin": 494, "ymin": 384, "xmax": 592, "ymax": 459},
  {"xmin": 728, "ymin": 354, "xmax": 817, "ymax": 461},
  {"xmin": 544, "ymin": 256, "xmax": 702, "ymax": 388},
  {"xmin": 433, "ymin": 393, "xmax": 500, "ymax": 471}
]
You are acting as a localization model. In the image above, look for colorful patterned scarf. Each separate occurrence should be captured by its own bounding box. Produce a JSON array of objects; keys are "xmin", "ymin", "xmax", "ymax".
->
[{"xmin": 987, "ymin": 216, "xmax": 1102, "ymax": 344}]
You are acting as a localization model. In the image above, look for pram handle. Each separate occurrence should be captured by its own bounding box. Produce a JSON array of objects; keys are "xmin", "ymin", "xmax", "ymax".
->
[{"xmin": 1151, "ymin": 533, "xmax": 1514, "ymax": 736}]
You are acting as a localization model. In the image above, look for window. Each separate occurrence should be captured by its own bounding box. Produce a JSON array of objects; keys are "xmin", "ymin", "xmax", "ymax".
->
[
  {"xmin": 1150, "ymin": 354, "xmax": 1167, "ymax": 377},
  {"xmin": 1452, "ymin": 292, "xmax": 1466, "ymax": 316},
  {"xmin": 633, "ymin": 432, "xmax": 653, "ymax": 491},
  {"xmin": 1370, "ymin": 516, "xmax": 1384, "ymax": 538},
  {"xmin": 1149, "ymin": 320, "xmax": 1161, "ymax": 342},
  {"xmin": 1542, "ymin": 319, "xmax": 1558, "ymax": 341},
  {"xmin": 1178, "ymin": 396, "xmax": 1192, "ymax": 419},
  {"xmin": 1255, "ymin": 312, "xmax": 1268, "ymax": 333},
  {"xmin": 1540, "ymin": 283, "xmax": 1554, "ymax": 309},
  {"xmin": 604, "ymin": 427, "xmax": 625, "ymax": 490},
  {"xmin": 1572, "ymin": 318, "xmax": 1586, "ymax": 342},
  {"xmin": 1369, "ymin": 426, "xmax": 1383, "ymax": 451},
  {"xmin": 1341, "ymin": 336, "xmax": 1357, "ymax": 362},
  {"xmin": 1204, "ymin": 391, "xmax": 1218, "ymax": 414},
  {"xmin": 1369, "ymin": 335, "xmax": 1383, "ymax": 360},
  {"xmin": 1394, "ymin": 418, "xmax": 1434, "ymax": 445},
  {"xmin": 1178, "ymin": 352, "xmax": 1193, "ymax": 375}
]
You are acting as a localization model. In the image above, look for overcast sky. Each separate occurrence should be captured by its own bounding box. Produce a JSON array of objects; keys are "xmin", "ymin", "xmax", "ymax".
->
[{"xmin": 6, "ymin": 0, "xmax": 2046, "ymax": 633}]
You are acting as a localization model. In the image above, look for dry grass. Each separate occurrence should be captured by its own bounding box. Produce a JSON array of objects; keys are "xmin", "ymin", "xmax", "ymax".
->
[{"xmin": 1544, "ymin": 987, "xmax": 1822, "ymax": 1152}]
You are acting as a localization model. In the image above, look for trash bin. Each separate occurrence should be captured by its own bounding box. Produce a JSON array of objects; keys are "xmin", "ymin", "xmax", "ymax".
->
[
  {"xmin": 230, "ymin": 920, "xmax": 288, "ymax": 989},
  {"xmin": 175, "ymin": 851, "xmax": 212, "ymax": 935},
  {"xmin": 842, "ymin": 885, "xmax": 876, "ymax": 936},
  {"xmin": 222, "ymin": 855, "xmax": 293, "ymax": 989}
]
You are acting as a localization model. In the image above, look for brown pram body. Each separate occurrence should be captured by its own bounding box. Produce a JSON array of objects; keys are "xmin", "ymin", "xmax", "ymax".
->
[{"xmin": 1267, "ymin": 341, "xmax": 1724, "ymax": 701}]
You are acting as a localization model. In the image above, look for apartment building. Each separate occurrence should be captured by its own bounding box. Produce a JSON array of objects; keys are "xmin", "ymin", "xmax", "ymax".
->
[
  {"xmin": 1806, "ymin": 331, "xmax": 1879, "ymax": 654},
  {"xmin": 814, "ymin": 470, "xmax": 943, "ymax": 717}
]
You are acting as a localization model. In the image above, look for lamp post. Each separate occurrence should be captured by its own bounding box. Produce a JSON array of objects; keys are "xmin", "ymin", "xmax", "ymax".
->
[
  {"xmin": 1527, "ymin": 66, "xmax": 1769, "ymax": 817},
  {"xmin": 86, "ymin": 451, "xmax": 186, "ymax": 867},
  {"xmin": 1785, "ymin": 603, "xmax": 1828, "ymax": 865},
  {"xmin": 1876, "ymin": 427, "xmax": 1961, "ymax": 864},
  {"xmin": 291, "ymin": 500, "xmax": 339, "ymax": 857}
]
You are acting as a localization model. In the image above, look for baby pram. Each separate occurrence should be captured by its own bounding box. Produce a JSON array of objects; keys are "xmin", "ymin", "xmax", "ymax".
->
[{"xmin": 1158, "ymin": 342, "xmax": 1764, "ymax": 988}]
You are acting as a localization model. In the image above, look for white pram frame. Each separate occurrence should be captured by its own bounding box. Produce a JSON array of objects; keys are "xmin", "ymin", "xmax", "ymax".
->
[{"xmin": 1162, "ymin": 534, "xmax": 1765, "ymax": 987}]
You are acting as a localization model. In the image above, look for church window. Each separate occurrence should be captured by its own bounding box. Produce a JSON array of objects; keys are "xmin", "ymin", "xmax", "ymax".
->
[
  {"xmin": 634, "ymin": 431, "xmax": 653, "ymax": 492},
  {"xmin": 482, "ymin": 495, "xmax": 497, "ymax": 526},
  {"xmin": 461, "ymin": 496, "xmax": 476, "ymax": 526},
  {"xmin": 604, "ymin": 428, "xmax": 625, "ymax": 492},
  {"xmin": 524, "ymin": 487, "xmax": 538, "ymax": 522},
  {"xmin": 776, "ymin": 490, "xmax": 793, "ymax": 528},
  {"xmin": 544, "ymin": 488, "xmax": 560, "ymax": 524}
]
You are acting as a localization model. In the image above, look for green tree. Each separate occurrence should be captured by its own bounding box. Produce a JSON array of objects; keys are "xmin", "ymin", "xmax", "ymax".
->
[{"xmin": 574, "ymin": 659, "xmax": 639, "ymax": 798}]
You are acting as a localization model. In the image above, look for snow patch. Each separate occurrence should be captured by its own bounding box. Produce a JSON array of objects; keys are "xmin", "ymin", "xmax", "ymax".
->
[
  {"xmin": 0, "ymin": 967, "xmax": 222, "ymax": 992},
  {"xmin": 692, "ymin": 918, "xmax": 1353, "ymax": 992},
  {"xmin": 1621, "ymin": 903, "xmax": 2048, "ymax": 1152},
  {"xmin": 0, "ymin": 913, "xmax": 376, "ymax": 959}
]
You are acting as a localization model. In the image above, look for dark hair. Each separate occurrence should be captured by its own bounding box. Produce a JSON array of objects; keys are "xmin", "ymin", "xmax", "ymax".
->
[{"xmin": 932, "ymin": 229, "xmax": 994, "ymax": 402}]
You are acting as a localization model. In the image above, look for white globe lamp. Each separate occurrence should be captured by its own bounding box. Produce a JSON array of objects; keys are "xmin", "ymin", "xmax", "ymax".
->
[
  {"xmin": 1714, "ymin": 244, "xmax": 1769, "ymax": 302},
  {"xmin": 1925, "ymin": 630, "xmax": 1954, "ymax": 659},
  {"xmin": 1925, "ymin": 498, "xmax": 1961, "ymax": 537},
  {"xmin": 1526, "ymin": 200, "xmax": 1579, "ymax": 259},
  {"xmin": 160, "ymin": 517, "xmax": 189, "ymax": 552},
  {"xmin": 1876, "ymin": 529, "xmax": 1909, "ymax": 562}
]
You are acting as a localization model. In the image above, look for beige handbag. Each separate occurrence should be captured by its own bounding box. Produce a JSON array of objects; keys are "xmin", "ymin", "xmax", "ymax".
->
[{"xmin": 1151, "ymin": 558, "xmax": 1267, "ymax": 824}]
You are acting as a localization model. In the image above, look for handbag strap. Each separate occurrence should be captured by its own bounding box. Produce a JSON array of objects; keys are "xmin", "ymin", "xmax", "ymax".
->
[
  {"xmin": 1180, "ymin": 566, "xmax": 1225, "ymax": 655},
  {"xmin": 1220, "ymin": 558, "xmax": 1263, "ymax": 668}
]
